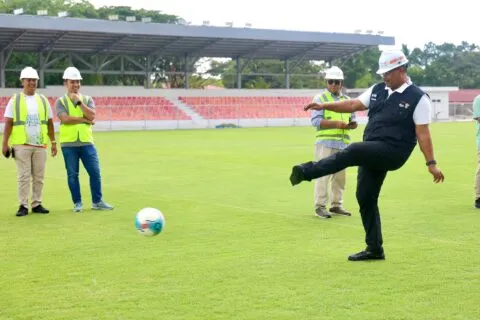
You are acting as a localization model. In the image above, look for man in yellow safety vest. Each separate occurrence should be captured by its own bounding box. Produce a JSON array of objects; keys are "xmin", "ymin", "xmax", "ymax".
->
[
  {"xmin": 2, "ymin": 66, "xmax": 57, "ymax": 217},
  {"xmin": 55, "ymin": 66, "xmax": 113, "ymax": 213},
  {"xmin": 310, "ymin": 66, "xmax": 357, "ymax": 219}
]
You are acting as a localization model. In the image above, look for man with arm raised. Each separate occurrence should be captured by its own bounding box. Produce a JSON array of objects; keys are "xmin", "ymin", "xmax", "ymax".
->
[{"xmin": 290, "ymin": 50, "xmax": 444, "ymax": 261}]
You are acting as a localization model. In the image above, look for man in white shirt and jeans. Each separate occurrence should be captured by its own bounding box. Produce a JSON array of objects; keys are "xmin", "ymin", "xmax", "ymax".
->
[
  {"xmin": 2, "ymin": 67, "xmax": 57, "ymax": 217},
  {"xmin": 290, "ymin": 50, "xmax": 445, "ymax": 261}
]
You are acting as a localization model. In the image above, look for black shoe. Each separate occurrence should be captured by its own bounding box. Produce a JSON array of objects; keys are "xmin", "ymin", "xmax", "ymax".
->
[
  {"xmin": 475, "ymin": 198, "xmax": 480, "ymax": 209},
  {"xmin": 16, "ymin": 205, "xmax": 28, "ymax": 217},
  {"xmin": 290, "ymin": 165, "xmax": 305, "ymax": 186},
  {"xmin": 32, "ymin": 205, "xmax": 49, "ymax": 214},
  {"xmin": 348, "ymin": 249, "xmax": 385, "ymax": 261}
]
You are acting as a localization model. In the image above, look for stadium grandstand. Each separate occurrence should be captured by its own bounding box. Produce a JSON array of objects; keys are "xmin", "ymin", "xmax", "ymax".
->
[{"xmin": 0, "ymin": 13, "xmax": 468, "ymax": 131}]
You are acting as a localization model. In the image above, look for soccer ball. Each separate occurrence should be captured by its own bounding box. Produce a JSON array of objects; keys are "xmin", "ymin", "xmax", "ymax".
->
[{"xmin": 135, "ymin": 207, "xmax": 165, "ymax": 236}]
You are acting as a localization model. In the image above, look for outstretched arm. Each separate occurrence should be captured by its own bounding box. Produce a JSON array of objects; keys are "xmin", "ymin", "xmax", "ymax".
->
[{"xmin": 305, "ymin": 98, "xmax": 366, "ymax": 113}]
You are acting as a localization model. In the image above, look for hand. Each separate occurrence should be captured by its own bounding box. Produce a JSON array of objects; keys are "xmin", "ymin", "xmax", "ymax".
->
[
  {"xmin": 2, "ymin": 144, "xmax": 9, "ymax": 158},
  {"xmin": 83, "ymin": 118, "xmax": 94, "ymax": 125},
  {"xmin": 346, "ymin": 121, "xmax": 358, "ymax": 130},
  {"xmin": 51, "ymin": 143, "xmax": 57, "ymax": 157},
  {"xmin": 304, "ymin": 103, "xmax": 322, "ymax": 111},
  {"xmin": 428, "ymin": 165, "xmax": 444, "ymax": 183},
  {"xmin": 68, "ymin": 93, "xmax": 80, "ymax": 102}
]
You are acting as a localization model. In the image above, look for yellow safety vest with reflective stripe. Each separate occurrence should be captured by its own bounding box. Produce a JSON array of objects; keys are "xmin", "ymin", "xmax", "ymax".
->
[
  {"xmin": 315, "ymin": 91, "xmax": 351, "ymax": 144},
  {"xmin": 9, "ymin": 93, "xmax": 49, "ymax": 145},
  {"xmin": 59, "ymin": 94, "xmax": 94, "ymax": 144}
]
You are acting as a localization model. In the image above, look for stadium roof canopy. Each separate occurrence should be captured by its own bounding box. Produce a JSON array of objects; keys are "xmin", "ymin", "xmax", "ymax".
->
[
  {"xmin": 0, "ymin": 13, "xmax": 395, "ymax": 88},
  {"xmin": 0, "ymin": 13, "xmax": 394, "ymax": 61}
]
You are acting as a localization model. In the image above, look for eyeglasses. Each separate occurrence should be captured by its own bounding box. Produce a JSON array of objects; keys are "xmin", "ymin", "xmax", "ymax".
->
[{"xmin": 327, "ymin": 80, "xmax": 341, "ymax": 85}]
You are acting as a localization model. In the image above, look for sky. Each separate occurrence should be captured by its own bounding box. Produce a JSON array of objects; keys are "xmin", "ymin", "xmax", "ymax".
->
[{"xmin": 88, "ymin": 0, "xmax": 479, "ymax": 50}]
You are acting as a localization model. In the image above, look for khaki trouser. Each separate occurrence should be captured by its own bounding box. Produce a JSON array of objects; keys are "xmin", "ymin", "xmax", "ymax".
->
[
  {"xmin": 13, "ymin": 145, "xmax": 47, "ymax": 208},
  {"xmin": 476, "ymin": 150, "xmax": 480, "ymax": 199},
  {"xmin": 314, "ymin": 144, "xmax": 346, "ymax": 209}
]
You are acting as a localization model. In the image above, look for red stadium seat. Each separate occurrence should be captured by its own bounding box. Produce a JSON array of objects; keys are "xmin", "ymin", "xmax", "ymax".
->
[
  {"xmin": 0, "ymin": 95, "xmax": 191, "ymax": 121},
  {"xmin": 178, "ymin": 96, "xmax": 311, "ymax": 119}
]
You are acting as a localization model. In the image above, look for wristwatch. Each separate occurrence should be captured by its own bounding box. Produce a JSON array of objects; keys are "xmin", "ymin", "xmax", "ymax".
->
[{"xmin": 426, "ymin": 160, "xmax": 437, "ymax": 166}]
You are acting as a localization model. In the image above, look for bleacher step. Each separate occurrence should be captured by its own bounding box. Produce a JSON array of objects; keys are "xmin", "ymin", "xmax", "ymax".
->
[{"xmin": 169, "ymin": 97, "xmax": 204, "ymax": 120}]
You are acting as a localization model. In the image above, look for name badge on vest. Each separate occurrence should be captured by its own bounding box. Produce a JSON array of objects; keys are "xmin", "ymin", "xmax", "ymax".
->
[
  {"xmin": 371, "ymin": 93, "xmax": 377, "ymax": 101},
  {"xmin": 399, "ymin": 101, "xmax": 410, "ymax": 109}
]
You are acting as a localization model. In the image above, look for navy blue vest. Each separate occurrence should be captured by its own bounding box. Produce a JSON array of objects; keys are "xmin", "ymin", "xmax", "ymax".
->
[{"xmin": 363, "ymin": 83, "xmax": 425, "ymax": 151}]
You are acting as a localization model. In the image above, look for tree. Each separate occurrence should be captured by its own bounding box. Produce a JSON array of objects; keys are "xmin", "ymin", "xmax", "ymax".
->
[
  {"xmin": 207, "ymin": 58, "xmax": 323, "ymax": 89},
  {"xmin": 332, "ymin": 47, "xmax": 382, "ymax": 89},
  {"xmin": 408, "ymin": 42, "xmax": 480, "ymax": 88}
]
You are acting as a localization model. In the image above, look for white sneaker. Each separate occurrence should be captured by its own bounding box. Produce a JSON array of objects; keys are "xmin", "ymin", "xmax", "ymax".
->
[
  {"xmin": 73, "ymin": 203, "xmax": 83, "ymax": 213},
  {"xmin": 92, "ymin": 201, "xmax": 114, "ymax": 210}
]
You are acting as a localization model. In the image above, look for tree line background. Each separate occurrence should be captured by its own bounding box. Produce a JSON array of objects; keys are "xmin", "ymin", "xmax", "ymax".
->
[{"xmin": 1, "ymin": 0, "xmax": 479, "ymax": 89}]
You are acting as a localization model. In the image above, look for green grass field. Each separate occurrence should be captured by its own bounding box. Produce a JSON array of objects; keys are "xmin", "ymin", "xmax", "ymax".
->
[{"xmin": 0, "ymin": 122, "xmax": 479, "ymax": 320}]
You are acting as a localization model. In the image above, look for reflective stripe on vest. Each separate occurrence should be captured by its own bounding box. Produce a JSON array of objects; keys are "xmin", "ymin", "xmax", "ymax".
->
[
  {"xmin": 10, "ymin": 93, "xmax": 49, "ymax": 145},
  {"xmin": 59, "ymin": 94, "xmax": 94, "ymax": 144},
  {"xmin": 315, "ymin": 91, "xmax": 351, "ymax": 143}
]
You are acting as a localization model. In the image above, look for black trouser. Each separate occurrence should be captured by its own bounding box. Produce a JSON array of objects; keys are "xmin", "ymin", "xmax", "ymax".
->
[{"xmin": 299, "ymin": 141, "xmax": 412, "ymax": 252}]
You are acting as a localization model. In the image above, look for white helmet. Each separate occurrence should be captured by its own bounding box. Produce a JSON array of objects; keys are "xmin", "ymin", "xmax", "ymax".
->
[
  {"xmin": 376, "ymin": 50, "xmax": 409, "ymax": 75},
  {"xmin": 63, "ymin": 66, "xmax": 83, "ymax": 80},
  {"xmin": 324, "ymin": 66, "xmax": 344, "ymax": 80},
  {"xmin": 19, "ymin": 67, "xmax": 39, "ymax": 80}
]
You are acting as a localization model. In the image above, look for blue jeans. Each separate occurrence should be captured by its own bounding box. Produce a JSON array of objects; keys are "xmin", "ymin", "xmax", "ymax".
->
[{"xmin": 61, "ymin": 145, "xmax": 103, "ymax": 204}]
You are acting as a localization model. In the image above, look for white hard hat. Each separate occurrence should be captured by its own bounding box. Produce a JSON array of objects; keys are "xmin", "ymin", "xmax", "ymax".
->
[
  {"xmin": 376, "ymin": 50, "xmax": 409, "ymax": 75},
  {"xmin": 324, "ymin": 66, "xmax": 344, "ymax": 80},
  {"xmin": 19, "ymin": 67, "xmax": 39, "ymax": 80},
  {"xmin": 63, "ymin": 66, "xmax": 83, "ymax": 80}
]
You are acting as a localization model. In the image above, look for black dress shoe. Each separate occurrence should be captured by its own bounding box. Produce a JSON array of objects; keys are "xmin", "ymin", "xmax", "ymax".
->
[
  {"xmin": 290, "ymin": 165, "xmax": 305, "ymax": 186},
  {"xmin": 32, "ymin": 205, "xmax": 49, "ymax": 214},
  {"xmin": 475, "ymin": 198, "xmax": 480, "ymax": 209},
  {"xmin": 348, "ymin": 249, "xmax": 385, "ymax": 261},
  {"xmin": 16, "ymin": 205, "xmax": 28, "ymax": 217}
]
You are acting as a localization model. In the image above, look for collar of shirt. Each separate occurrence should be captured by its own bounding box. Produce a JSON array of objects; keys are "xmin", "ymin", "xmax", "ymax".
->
[
  {"xmin": 324, "ymin": 90, "xmax": 346, "ymax": 100},
  {"xmin": 385, "ymin": 81, "xmax": 410, "ymax": 96}
]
